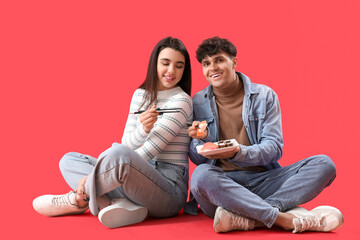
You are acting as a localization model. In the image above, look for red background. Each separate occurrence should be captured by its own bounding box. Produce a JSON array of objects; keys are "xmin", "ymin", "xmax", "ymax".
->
[{"xmin": 1, "ymin": 0, "xmax": 359, "ymax": 239}]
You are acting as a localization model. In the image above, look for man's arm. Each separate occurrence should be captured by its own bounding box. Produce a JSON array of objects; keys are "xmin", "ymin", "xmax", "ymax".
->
[{"xmin": 229, "ymin": 90, "xmax": 283, "ymax": 167}]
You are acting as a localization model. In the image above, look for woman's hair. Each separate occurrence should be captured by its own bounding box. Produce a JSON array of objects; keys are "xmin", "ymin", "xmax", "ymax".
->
[
  {"xmin": 138, "ymin": 37, "xmax": 191, "ymax": 110},
  {"xmin": 196, "ymin": 36, "xmax": 237, "ymax": 63}
]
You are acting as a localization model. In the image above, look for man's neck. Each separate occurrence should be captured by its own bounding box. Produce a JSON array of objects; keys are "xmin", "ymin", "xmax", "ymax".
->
[{"xmin": 213, "ymin": 73, "xmax": 242, "ymax": 98}]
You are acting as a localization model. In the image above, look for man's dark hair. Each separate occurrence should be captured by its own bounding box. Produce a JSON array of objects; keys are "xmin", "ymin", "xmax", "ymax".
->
[{"xmin": 196, "ymin": 37, "xmax": 237, "ymax": 63}]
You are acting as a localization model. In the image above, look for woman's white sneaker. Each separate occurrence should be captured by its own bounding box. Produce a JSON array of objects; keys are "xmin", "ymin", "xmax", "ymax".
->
[
  {"xmin": 32, "ymin": 191, "xmax": 89, "ymax": 216},
  {"xmin": 98, "ymin": 198, "xmax": 148, "ymax": 228}
]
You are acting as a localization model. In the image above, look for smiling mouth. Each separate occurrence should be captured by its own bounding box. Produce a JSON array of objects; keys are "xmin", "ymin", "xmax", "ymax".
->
[
  {"xmin": 210, "ymin": 72, "xmax": 222, "ymax": 79},
  {"xmin": 164, "ymin": 75, "xmax": 175, "ymax": 81}
]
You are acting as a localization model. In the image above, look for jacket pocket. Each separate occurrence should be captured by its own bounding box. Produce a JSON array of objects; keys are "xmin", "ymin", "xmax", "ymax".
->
[{"xmin": 248, "ymin": 115, "xmax": 259, "ymax": 143}]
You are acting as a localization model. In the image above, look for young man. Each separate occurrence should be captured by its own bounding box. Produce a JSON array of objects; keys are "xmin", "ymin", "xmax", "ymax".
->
[{"xmin": 186, "ymin": 37, "xmax": 343, "ymax": 233}]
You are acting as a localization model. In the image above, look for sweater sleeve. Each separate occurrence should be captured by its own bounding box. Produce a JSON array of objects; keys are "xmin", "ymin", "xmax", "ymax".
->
[{"xmin": 121, "ymin": 89, "xmax": 150, "ymax": 149}]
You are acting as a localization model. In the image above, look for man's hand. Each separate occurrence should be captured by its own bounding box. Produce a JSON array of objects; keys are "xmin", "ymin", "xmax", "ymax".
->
[
  {"xmin": 188, "ymin": 121, "xmax": 208, "ymax": 139},
  {"xmin": 139, "ymin": 105, "xmax": 159, "ymax": 133},
  {"xmin": 204, "ymin": 146, "xmax": 240, "ymax": 159}
]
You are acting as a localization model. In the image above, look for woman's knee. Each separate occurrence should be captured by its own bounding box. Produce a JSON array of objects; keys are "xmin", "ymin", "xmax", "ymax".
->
[
  {"xmin": 59, "ymin": 152, "xmax": 78, "ymax": 174},
  {"xmin": 98, "ymin": 144, "xmax": 134, "ymax": 166}
]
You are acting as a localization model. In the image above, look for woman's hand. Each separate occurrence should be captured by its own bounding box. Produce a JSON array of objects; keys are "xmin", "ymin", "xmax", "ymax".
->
[
  {"xmin": 139, "ymin": 105, "xmax": 159, "ymax": 133},
  {"xmin": 75, "ymin": 175, "xmax": 89, "ymax": 207},
  {"xmin": 188, "ymin": 121, "xmax": 208, "ymax": 139}
]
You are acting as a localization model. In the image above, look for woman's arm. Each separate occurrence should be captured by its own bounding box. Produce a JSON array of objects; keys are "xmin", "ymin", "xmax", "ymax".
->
[
  {"xmin": 135, "ymin": 93, "xmax": 192, "ymax": 161},
  {"xmin": 121, "ymin": 89, "xmax": 151, "ymax": 149}
]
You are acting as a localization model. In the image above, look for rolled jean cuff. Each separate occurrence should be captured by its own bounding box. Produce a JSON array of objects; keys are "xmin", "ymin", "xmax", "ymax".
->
[{"xmin": 265, "ymin": 207, "xmax": 279, "ymax": 228}]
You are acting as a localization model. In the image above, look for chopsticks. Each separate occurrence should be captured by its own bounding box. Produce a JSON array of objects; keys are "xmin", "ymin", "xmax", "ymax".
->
[{"xmin": 131, "ymin": 108, "xmax": 182, "ymax": 115}]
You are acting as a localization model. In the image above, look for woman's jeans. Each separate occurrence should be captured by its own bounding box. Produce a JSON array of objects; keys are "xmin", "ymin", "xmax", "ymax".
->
[
  {"xmin": 190, "ymin": 154, "xmax": 336, "ymax": 228},
  {"xmin": 59, "ymin": 143, "xmax": 189, "ymax": 217}
]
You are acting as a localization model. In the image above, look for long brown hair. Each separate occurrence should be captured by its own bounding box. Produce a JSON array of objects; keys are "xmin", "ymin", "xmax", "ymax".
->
[{"xmin": 138, "ymin": 37, "xmax": 191, "ymax": 110}]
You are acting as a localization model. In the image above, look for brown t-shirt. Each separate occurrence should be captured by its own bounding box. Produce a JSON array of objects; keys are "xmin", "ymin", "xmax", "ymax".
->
[{"xmin": 213, "ymin": 76, "xmax": 251, "ymax": 171}]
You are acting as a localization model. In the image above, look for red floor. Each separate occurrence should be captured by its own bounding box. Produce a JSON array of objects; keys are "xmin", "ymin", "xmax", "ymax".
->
[{"xmin": 15, "ymin": 204, "xmax": 357, "ymax": 240}]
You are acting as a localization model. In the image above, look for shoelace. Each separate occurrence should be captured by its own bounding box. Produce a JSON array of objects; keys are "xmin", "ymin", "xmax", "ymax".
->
[
  {"xmin": 51, "ymin": 191, "xmax": 77, "ymax": 207},
  {"xmin": 230, "ymin": 212, "xmax": 251, "ymax": 230},
  {"xmin": 293, "ymin": 216, "xmax": 324, "ymax": 233}
]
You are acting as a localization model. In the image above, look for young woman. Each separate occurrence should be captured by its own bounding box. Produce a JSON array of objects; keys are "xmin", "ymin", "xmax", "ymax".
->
[{"xmin": 33, "ymin": 37, "xmax": 193, "ymax": 228}]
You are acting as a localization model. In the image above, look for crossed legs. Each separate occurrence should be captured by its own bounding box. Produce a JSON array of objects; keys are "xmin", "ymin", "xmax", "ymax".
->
[{"xmin": 190, "ymin": 155, "xmax": 337, "ymax": 231}]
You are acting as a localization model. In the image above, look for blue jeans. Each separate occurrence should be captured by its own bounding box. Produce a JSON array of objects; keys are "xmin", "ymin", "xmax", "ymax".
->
[
  {"xmin": 59, "ymin": 143, "xmax": 188, "ymax": 217},
  {"xmin": 190, "ymin": 154, "xmax": 336, "ymax": 228}
]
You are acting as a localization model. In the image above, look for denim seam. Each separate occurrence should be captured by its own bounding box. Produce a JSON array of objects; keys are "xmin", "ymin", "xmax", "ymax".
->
[
  {"xmin": 96, "ymin": 161, "xmax": 176, "ymax": 195},
  {"xmin": 265, "ymin": 199, "xmax": 283, "ymax": 211},
  {"xmin": 261, "ymin": 162, "xmax": 305, "ymax": 183}
]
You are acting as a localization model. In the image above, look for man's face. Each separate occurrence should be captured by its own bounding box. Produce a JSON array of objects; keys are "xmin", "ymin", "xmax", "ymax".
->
[{"xmin": 201, "ymin": 51, "xmax": 238, "ymax": 89}]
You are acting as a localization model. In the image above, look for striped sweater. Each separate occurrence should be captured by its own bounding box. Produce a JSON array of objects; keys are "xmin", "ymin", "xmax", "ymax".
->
[{"xmin": 122, "ymin": 87, "xmax": 193, "ymax": 168}]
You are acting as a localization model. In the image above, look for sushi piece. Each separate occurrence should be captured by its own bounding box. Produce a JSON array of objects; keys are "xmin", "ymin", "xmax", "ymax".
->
[
  {"xmin": 201, "ymin": 142, "xmax": 219, "ymax": 152},
  {"xmin": 197, "ymin": 120, "xmax": 208, "ymax": 137}
]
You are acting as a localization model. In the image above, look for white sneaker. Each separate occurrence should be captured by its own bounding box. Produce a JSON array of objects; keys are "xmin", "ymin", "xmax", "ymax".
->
[
  {"xmin": 33, "ymin": 191, "xmax": 88, "ymax": 217},
  {"xmin": 289, "ymin": 206, "xmax": 344, "ymax": 233},
  {"xmin": 98, "ymin": 198, "xmax": 148, "ymax": 228},
  {"xmin": 213, "ymin": 206, "xmax": 255, "ymax": 233}
]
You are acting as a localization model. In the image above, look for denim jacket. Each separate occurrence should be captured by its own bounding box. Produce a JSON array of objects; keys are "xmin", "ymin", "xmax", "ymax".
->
[{"xmin": 189, "ymin": 72, "xmax": 282, "ymax": 170}]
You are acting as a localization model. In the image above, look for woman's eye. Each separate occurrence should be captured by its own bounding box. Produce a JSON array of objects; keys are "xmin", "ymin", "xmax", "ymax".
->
[
  {"xmin": 161, "ymin": 62, "xmax": 169, "ymax": 66},
  {"xmin": 176, "ymin": 65, "xmax": 184, "ymax": 69}
]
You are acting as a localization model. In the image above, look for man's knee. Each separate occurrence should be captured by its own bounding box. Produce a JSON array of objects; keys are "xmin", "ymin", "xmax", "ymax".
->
[
  {"xmin": 320, "ymin": 154, "xmax": 336, "ymax": 177},
  {"xmin": 316, "ymin": 154, "xmax": 336, "ymax": 170},
  {"xmin": 310, "ymin": 154, "xmax": 336, "ymax": 180},
  {"xmin": 191, "ymin": 164, "xmax": 219, "ymax": 193}
]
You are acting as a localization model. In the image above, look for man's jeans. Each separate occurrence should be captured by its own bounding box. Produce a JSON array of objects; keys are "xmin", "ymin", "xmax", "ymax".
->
[
  {"xmin": 190, "ymin": 154, "xmax": 336, "ymax": 228},
  {"xmin": 59, "ymin": 143, "xmax": 188, "ymax": 217}
]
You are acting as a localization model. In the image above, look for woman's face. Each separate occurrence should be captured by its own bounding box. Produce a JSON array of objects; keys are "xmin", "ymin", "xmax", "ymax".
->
[{"xmin": 157, "ymin": 47, "xmax": 185, "ymax": 91}]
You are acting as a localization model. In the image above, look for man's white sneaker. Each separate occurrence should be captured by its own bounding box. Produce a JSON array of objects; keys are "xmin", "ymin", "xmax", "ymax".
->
[
  {"xmin": 98, "ymin": 198, "xmax": 148, "ymax": 228},
  {"xmin": 289, "ymin": 205, "xmax": 344, "ymax": 233},
  {"xmin": 213, "ymin": 206, "xmax": 255, "ymax": 233},
  {"xmin": 32, "ymin": 191, "xmax": 88, "ymax": 217}
]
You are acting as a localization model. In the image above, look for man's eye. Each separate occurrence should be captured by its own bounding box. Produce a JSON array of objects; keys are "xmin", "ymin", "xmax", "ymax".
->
[{"xmin": 203, "ymin": 62, "xmax": 209, "ymax": 66}]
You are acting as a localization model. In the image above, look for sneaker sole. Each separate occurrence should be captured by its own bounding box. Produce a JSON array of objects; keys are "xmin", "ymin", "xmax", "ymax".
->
[{"xmin": 98, "ymin": 204, "xmax": 148, "ymax": 228}]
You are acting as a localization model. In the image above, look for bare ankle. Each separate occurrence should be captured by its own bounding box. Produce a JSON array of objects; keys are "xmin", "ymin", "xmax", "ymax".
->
[{"xmin": 274, "ymin": 212, "xmax": 296, "ymax": 231}]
